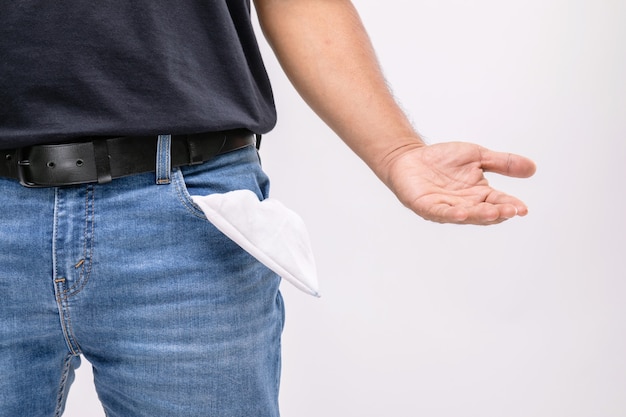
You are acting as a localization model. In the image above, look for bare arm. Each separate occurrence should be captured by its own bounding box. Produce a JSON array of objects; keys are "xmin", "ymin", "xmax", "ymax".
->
[{"xmin": 254, "ymin": 0, "xmax": 536, "ymax": 224}]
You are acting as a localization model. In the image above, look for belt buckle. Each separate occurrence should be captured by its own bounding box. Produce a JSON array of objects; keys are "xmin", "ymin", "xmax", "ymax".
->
[{"xmin": 15, "ymin": 147, "xmax": 41, "ymax": 188}]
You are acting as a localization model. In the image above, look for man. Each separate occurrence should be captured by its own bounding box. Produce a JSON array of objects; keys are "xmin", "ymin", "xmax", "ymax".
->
[{"xmin": 0, "ymin": 1, "xmax": 536, "ymax": 416}]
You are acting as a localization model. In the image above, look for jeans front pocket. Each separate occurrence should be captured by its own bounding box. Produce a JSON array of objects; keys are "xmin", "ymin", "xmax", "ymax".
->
[{"xmin": 171, "ymin": 145, "xmax": 270, "ymax": 220}]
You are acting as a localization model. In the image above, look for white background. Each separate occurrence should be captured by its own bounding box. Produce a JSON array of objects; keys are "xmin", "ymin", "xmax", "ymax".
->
[{"xmin": 65, "ymin": 1, "xmax": 626, "ymax": 416}]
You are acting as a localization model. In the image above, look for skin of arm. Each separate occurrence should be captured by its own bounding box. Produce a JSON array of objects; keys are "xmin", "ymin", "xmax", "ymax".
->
[{"xmin": 254, "ymin": 0, "xmax": 536, "ymax": 225}]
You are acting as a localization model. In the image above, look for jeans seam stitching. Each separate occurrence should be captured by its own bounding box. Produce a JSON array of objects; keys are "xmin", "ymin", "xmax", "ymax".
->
[
  {"xmin": 53, "ymin": 354, "xmax": 75, "ymax": 417},
  {"xmin": 64, "ymin": 185, "xmax": 95, "ymax": 297},
  {"xmin": 172, "ymin": 168, "xmax": 210, "ymax": 219},
  {"xmin": 55, "ymin": 287, "xmax": 82, "ymax": 355}
]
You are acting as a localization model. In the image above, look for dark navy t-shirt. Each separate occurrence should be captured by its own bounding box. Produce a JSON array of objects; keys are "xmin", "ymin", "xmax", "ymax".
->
[{"xmin": 0, "ymin": 1, "xmax": 276, "ymax": 148}]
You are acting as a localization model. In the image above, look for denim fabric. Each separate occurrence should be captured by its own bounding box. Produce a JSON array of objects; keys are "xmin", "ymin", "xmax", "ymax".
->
[{"xmin": 0, "ymin": 145, "xmax": 284, "ymax": 417}]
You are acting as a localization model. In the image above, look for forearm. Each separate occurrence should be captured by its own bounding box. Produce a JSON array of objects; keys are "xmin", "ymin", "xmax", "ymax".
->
[{"xmin": 254, "ymin": 0, "xmax": 424, "ymax": 184}]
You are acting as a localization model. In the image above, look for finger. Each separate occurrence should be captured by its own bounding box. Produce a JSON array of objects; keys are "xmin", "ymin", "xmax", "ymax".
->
[
  {"xmin": 479, "ymin": 148, "xmax": 537, "ymax": 178},
  {"xmin": 420, "ymin": 204, "xmax": 471, "ymax": 224},
  {"xmin": 417, "ymin": 200, "xmax": 525, "ymax": 225},
  {"xmin": 409, "ymin": 190, "xmax": 529, "ymax": 224},
  {"xmin": 449, "ymin": 203, "xmax": 516, "ymax": 225},
  {"xmin": 461, "ymin": 202, "xmax": 505, "ymax": 224},
  {"xmin": 416, "ymin": 201, "xmax": 493, "ymax": 225},
  {"xmin": 485, "ymin": 190, "xmax": 529, "ymax": 216},
  {"xmin": 425, "ymin": 205, "xmax": 504, "ymax": 225},
  {"xmin": 408, "ymin": 194, "xmax": 472, "ymax": 223}
]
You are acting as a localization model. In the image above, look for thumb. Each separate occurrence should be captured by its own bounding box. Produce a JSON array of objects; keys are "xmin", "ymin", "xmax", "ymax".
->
[{"xmin": 479, "ymin": 148, "xmax": 537, "ymax": 178}]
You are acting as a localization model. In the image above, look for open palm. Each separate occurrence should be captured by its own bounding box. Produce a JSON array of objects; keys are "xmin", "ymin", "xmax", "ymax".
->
[{"xmin": 385, "ymin": 142, "xmax": 536, "ymax": 225}]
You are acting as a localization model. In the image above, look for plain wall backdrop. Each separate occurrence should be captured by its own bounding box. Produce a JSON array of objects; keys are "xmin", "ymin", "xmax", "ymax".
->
[{"xmin": 65, "ymin": 1, "xmax": 626, "ymax": 416}]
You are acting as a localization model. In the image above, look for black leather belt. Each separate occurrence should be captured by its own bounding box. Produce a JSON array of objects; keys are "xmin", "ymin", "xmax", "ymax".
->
[{"xmin": 0, "ymin": 130, "xmax": 256, "ymax": 187}]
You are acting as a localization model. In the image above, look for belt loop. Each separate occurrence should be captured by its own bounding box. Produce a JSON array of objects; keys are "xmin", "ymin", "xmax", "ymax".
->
[{"xmin": 156, "ymin": 134, "xmax": 171, "ymax": 185}]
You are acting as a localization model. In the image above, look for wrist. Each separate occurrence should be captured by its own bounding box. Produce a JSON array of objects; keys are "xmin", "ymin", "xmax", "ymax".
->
[{"xmin": 373, "ymin": 135, "xmax": 426, "ymax": 184}]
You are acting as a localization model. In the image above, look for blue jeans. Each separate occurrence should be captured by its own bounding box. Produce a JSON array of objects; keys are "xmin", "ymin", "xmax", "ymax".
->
[{"xmin": 0, "ymin": 142, "xmax": 284, "ymax": 416}]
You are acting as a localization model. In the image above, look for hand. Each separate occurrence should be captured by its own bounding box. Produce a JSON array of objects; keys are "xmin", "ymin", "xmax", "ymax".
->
[{"xmin": 384, "ymin": 142, "xmax": 537, "ymax": 225}]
